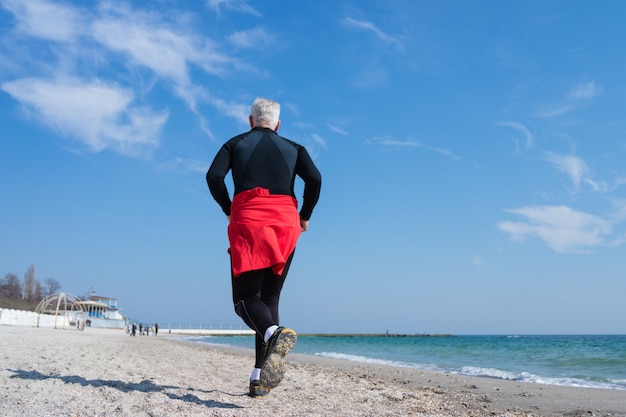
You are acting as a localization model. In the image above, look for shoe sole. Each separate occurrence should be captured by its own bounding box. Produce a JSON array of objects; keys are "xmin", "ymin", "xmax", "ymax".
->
[
  {"xmin": 260, "ymin": 328, "xmax": 297, "ymax": 389},
  {"xmin": 249, "ymin": 381, "xmax": 271, "ymax": 398}
]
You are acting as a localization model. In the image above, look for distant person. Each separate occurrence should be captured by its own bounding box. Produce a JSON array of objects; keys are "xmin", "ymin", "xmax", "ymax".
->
[
  {"xmin": 155, "ymin": 323, "xmax": 159, "ymax": 336},
  {"xmin": 206, "ymin": 97, "xmax": 322, "ymax": 397}
]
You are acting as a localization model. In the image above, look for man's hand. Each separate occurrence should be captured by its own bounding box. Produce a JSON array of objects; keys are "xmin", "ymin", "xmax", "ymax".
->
[{"xmin": 300, "ymin": 218, "xmax": 309, "ymax": 232}]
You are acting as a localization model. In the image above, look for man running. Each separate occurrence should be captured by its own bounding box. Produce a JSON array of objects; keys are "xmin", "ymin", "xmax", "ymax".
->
[{"xmin": 206, "ymin": 97, "xmax": 322, "ymax": 397}]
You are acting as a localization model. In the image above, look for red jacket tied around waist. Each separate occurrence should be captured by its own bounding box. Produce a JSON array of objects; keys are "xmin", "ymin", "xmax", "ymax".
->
[{"xmin": 228, "ymin": 187, "xmax": 302, "ymax": 277}]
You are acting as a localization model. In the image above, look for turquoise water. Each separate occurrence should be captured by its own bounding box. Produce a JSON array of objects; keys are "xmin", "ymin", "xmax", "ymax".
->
[{"xmin": 187, "ymin": 334, "xmax": 626, "ymax": 390}]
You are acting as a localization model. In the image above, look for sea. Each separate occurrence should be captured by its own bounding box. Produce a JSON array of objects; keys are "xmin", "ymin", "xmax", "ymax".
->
[{"xmin": 186, "ymin": 334, "xmax": 626, "ymax": 391}]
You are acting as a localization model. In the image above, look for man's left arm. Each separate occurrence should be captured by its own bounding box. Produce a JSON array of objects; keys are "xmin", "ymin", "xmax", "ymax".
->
[{"xmin": 296, "ymin": 146, "xmax": 322, "ymax": 221}]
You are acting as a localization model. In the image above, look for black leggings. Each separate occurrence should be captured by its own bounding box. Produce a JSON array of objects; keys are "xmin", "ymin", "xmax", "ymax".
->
[{"xmin": 231, "ymin": 251, "xmax": 295, "ymax": 368}]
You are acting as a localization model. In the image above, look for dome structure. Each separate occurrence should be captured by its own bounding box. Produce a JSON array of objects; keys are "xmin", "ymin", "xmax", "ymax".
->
[{"xmin": 36, "ymin": 292, "xmax": 86, "ymax": 329}]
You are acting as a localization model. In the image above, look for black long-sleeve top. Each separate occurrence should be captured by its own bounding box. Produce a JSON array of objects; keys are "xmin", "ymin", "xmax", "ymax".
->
[{"xmin": 206, "ymin": 127, "xmax": 322, "ymax": 220}]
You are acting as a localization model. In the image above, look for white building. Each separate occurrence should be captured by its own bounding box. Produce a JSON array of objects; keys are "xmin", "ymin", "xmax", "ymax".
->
[{"xmin": 77, "ymin": 296, "xmax": 126, "ymax": 329}]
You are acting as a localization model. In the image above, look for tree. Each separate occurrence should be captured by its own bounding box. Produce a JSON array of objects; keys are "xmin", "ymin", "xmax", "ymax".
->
[
  {"xmin": 2, "ymin": 273, "xmax": 22, "ymax": 299},
  {"xmin": 45, "ymin": 278, "xmax": 62, "ymax": 296},
  {"xmin": 22, "ymin": 264, "xmax": 35, "ymax": 300},
  {"xmin": 33, "ymin": 280, "xmax": 43, "ymax": 302}
]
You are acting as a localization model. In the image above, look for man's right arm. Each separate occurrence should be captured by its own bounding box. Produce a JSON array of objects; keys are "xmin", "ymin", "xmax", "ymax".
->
[{"xmin": 206, "ymin": 144, "xmax": 233, "ymax": 216}]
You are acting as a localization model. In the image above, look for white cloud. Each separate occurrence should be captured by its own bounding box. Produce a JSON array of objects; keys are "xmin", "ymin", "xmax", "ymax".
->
[
  {"xmin": 165, "ymin": 157, "xmax": 208, "ymax": 173},
  {"xmin": 92, "ymin": 8, "xmax": 233, "ymax": 85},
  {"xmin": 206, "ymin": 0, "xmax": 261, "ymax": 17},
  {"xmin": 328, "ymin": 124, "xmax": 349, "ymax": 136},
  {"xmin": 540, "ymin": 152, "xmax": 626, "ymax": 194},
  {"xmin": 429, "ymin": 146, "xmax": 461, "ymax": 161},
  {"xmin": 568, "ymin": 80, "xmax": 601, "ymax": 100},
  {"xmin": 497, "ymin": 121, "xmax": 534, "ymax": 151},
  {"xmin": 372, "ymin": 138, "xmax": 423, "ymax": 148},
  {"xmin": 497, "ymin": 205, "xmax": 613, "ymax": 253},
  {"xmin": 228, "ymin": 28, "xmax": 273, "ymax": 49},
  {"xmin": 283, "ymin": 102, "xmax": 300, "ymax": 118},
  {"xmin": 535, "ymin": 104, "xmax": 577, "ymax": 118},
  {"xmin": 1, "ymin": 77, "xmax": 167, "ymax": 157},
  {"xmin": 93, "ymin": 20, "xmax": 190, "ymax": 85},
  {"xmin": 542, "ymin": 152, "xmax": 589, "ymax": 191},
  {"xmin": 537, "ymin": 80, "xmax": 601, "ymax": 118},
  {"xmin": 292, "ymin": 122, "xmax": 314, "ymax": 130},
  {"xmin": 311, "ymin": 134, "xmax": 327, "ymax": 150},
  {"xmin": 1, "ymin": 0, "xmax": 255, "ymax": 155},
  {"xmin": 368, "ymin": 137, "xmax": 460, "ymax": 160},
  {"xmin": 341, "ymin": 17, "xmax": 402, "ymax": 48},
  {"xmin": 0, "ymin": 0, "xmax": 82, "ymax": 42},
  {"xmin": 171, "ymin": 86, "xmax": 251, "ymax": 139},
  {"xmin": 90, "ymin": 4, "xmax": 250, "ymax": 137},
  {"xmin": 207, "ymin": 95, "xmax": 250, "ymax": 124}
]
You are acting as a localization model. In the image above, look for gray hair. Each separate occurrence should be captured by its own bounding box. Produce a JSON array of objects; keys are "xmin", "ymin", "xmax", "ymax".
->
[{"xmin": 250, "ymin": 97, "xmax": 280, "ymax": 128}]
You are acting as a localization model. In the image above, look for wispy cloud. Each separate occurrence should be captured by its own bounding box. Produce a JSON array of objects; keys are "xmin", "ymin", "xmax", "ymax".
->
[
  {"xmin": 367, "ymin": 137, "xmax": 460, "ymax": 160},
  {"xmin": 542, "ymin": 152, "xmax": 589, "ymax": 192},
  {"xmin": 328, "ymin": 124, "xmax": 349, "ymax": 136},
  {"xmin": 282, "ymin": 102, "xmax": 300, "ymax": 118},
  {"xmin": 0, "ymin": 0, "xmax": 83, "ymax": 42},
  {"xmin": 228, "ymin": 28, "xmax": 273, "ymax": 49},
  {"xmin": 2, "ymin": 77, "xmax": 168, "ymax": 157},
  {"xmin": 429, "ymin": 146, "xmax": 461, "ymax": 160},
  {"xmin": 341, "ymin": 17, "xmax": 402, "ymax": 48},
  {"xmin": 567, "ymin": 80, "xmax": 601, "ymax": 100},
  {"xmin": 497, "ymin": 121, "xmax": 534, "ymax": 151},
  {"xmin": 0, "ymin": 0, "xmax": 250, "ymax": 157},
  {"xmin": 371, "ymin": 138, "xmax": 422, "ymax": 148},
  {"xmin": 497, "ymin": 205, "xmax": 616, "ymax": 253},
  {"xmin": 206, "ymin": 0, "xmax": 261, "ymax": 17},
  {"xmin": 163, "ymin": 157, "xmax": 209, "ymax": 174},
  {"xmin": 206, "ymin": 95, "xmax": 250, "ymax": 124},
  {"xmin": 536, "ymin": 80, "xmax": 601, "ymax": 118},
  {"xmin": 311, "ymin": 134, "xmax": 327, "ymax": 150},
  {"xmin": 541, "ymin": 151, "xmax": 626, "ymax": 194},
  {"xmin": 93, "ymin": 4, "xmax": 234, "ymax": 83}
]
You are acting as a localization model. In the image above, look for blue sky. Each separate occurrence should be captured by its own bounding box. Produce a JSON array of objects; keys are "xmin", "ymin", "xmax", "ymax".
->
[{"xmin": 1, "ymin": 0, "xmax": 625, "ymax": 335}]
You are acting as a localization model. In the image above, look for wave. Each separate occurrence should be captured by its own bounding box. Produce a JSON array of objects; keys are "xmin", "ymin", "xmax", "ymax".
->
[
  {"xmin": 314, "ymin": 351, "xmax": 441, "ymax": 371},
  {"xmin": 459, "ymin": 367, "xmax": 626, "ymax": 390},
  {"xmin": 315, "ymin": 352, "xmax": 626, "ymax": 391}
]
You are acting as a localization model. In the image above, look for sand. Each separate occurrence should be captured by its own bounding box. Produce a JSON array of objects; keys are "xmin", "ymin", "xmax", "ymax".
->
[{"xmin": 1, "ymin": 325, "xmax": 624, "ymax": 417}]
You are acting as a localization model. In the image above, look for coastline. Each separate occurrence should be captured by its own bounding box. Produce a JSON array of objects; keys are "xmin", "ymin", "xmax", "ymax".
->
[{"xmin": 1, "ymin": 325, "xmax": 624, "ymax": 417}]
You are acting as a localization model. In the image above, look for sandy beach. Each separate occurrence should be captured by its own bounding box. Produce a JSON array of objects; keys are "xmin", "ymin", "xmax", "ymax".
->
[{"xmin": 1, "ymin": 325, "xmax": 624, "ymax": 417}]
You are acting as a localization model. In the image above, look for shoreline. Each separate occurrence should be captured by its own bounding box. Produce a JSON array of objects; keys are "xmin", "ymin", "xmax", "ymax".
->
[
  {"xmin": 2, "ymin": 325, "xmax": 625, "ymax": 416},
  {"xmin": 178, "ymin": 333, "xmax": 626, "ymax": 392},
  {"xmin": 180, "ymin": 337, "xmax": 626, "ymax": 415}
]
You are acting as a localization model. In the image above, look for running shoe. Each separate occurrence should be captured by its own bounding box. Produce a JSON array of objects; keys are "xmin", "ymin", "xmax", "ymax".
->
[
  {"xmin": 248, "ymin": 379, "xmax": 270, "ymax": 398},
  {"xmin": 260, "ymin": 327, "xmax": 297, "ymax": 389}
]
